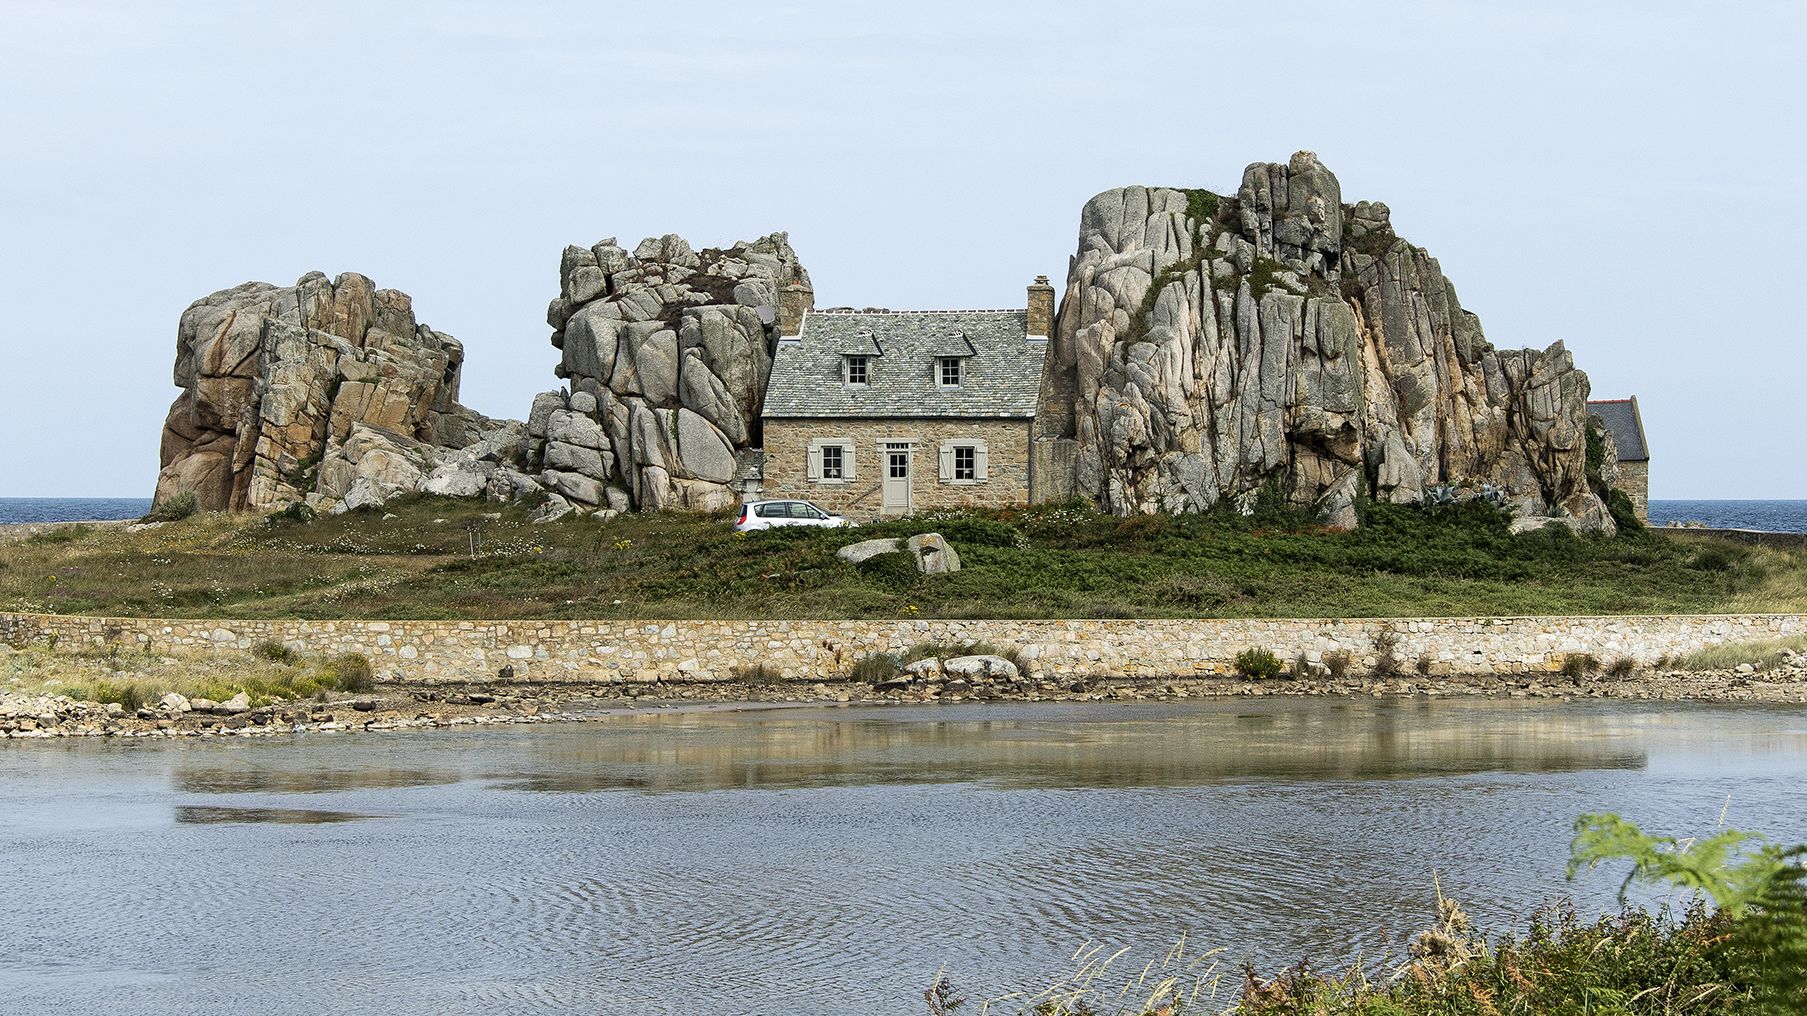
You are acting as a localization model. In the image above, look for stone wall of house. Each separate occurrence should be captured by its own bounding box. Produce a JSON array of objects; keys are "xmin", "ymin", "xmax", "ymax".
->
[
  {"xmin": 4, "ymin": 611, "xmax": 1802, "ymax": 686},
  {"xmin": 1619, "ymin": 461, "xmax": 1649, "ymax": 522},
  {"xmin": 761, "ymin": 418, "xmax": 1033, "ymax": 519}
]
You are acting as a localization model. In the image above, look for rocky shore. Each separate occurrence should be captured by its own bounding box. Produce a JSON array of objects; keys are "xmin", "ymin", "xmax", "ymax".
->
[{"xmin": 6, "ymin": 658, "xmax": 1804, "ymax": 741}]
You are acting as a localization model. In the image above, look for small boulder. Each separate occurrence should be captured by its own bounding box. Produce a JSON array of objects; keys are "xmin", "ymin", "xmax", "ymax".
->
[
  {"xmin": 903, "ymin": 657, "xmax": 943, "ymax": 680},
  {"xmin": 218, "ymin": 692, "xmax": 251, "ymax": 714},
  {"xmin": 837, "ymin": 538, "xmax": 903, "ymax": 564},
  {"xmin": 159, "ymin": 692, "xmax": 192, "ymax": 713},
  {"xmin": 906, "ymin": 532, "xmax": 961, "ymax": 574},
  {"xmin": 943, "ymin": 655, "xmax": 1019, "ymax": 681},
  {"xmin": 530, "ymin": 494, "xmax": 576, "ymax": 524}
]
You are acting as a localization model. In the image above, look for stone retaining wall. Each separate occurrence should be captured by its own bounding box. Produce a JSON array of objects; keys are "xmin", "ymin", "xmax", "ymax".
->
[{"xmin": 4, "ymin": 611, "xmax": 1804, "ymax": 685}]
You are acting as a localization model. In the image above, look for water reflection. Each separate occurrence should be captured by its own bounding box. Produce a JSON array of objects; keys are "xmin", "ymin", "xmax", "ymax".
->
[
  {"xmin": 175, "ymin": 766, "xmax": 457, "ymax": 795},
  {"xmin": 2, "ymin": 699, "xmax": 1803, "ymax": 1016},
  {"xmin": 173, "ymin": 805, "xmax": 375, "ymax": 825},
  {"xmin": 493, "ymin": 700, "xmax": 1649, "ymax": 793}
]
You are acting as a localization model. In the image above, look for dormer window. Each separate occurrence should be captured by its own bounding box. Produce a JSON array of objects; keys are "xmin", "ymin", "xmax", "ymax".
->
[
  {"xmin": 844, "ymin": 355, "xmax": 869, "ymax": 386},
  {"xmin": 937, "ymin": 357, "xmax": 963, "ymax": 387}
]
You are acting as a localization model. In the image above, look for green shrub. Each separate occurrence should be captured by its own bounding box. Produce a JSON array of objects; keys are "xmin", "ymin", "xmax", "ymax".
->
[
  {"xmin": 142, "ymin": 491, "xmax": 198, "ymax": 523},
  {"xmin": 252, "ymin": 639, "xmax": 296, "ymax": 664},
  {"xmin": 920, "ymin": 515, "xmax": 1021, "ymax": 548},
  {"xmin": 1606, "ymin": 489, "xmax": 1646, "ymax": 534},
  {"xmin": 1373, "ymin": 631, "xmax": 1402, "ymax": 677},
  {"xmin": 327, "ymin": 652, "xmax": 374, "ymax": 692},
  {"xmin": 1690, "ymin": 544, "xmax": 1741, "ymax": 572},
  {"xmin": 1561, "ymin": 652, "xmax": 1600, "ymax": 679},
  {"xmin": 266, "ymin": 501, "xmax": 317, "ymax": 526},
  {"xmin": 1323, "ymin": 650, "xmax": 1352, "ymax": 680},
  {"xmin": 1606, "ymin": 656, "xmax": 1637, "ymax": 677},
  {"xmin": 848, "ymin": 653, "xmax": 898, "ymax": 683},
  {"xmin": 855, "ymin": 550, "xmax": 919, "ymax": 589},
  {"xmin": 1234, "ymin": 647, "xmax": 1283, "ymax": 680},
  {"xmin": 83, "ymin": 679, "xmax": 145, "ymax": 712}
]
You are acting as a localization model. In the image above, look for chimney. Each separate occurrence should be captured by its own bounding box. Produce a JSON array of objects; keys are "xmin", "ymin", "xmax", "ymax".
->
[
  {"xmin": 777, "ymin": 266, "xmax": 813, "ymax": 336},
  {"xmin": 1026, "ymin": 274, "xmax": 1055, "ymax": 339}
]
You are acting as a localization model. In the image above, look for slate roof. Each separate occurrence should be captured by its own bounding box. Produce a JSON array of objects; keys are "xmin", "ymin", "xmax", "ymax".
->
[
  {"xmin": 1588, "ymin": 398, "xmax": 1649, "ymax": 461},
  {"xmin": 763, "ymin": 309, "xmax": 1045, "ymax": 419}
]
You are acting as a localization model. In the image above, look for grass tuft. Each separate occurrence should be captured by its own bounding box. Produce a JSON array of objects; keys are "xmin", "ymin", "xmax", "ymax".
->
[{"xmin": 1675, "ymin": 636, "xmax": 1807, "ymax": 673}]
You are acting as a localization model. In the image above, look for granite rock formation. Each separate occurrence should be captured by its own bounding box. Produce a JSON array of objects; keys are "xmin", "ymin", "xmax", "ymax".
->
[
  {"xmin": 1045, "ymin": 151, "xmax": 1612, "ymax": 531},
  {"xmin": 153, "ymin": 271, "xmax": 516, "ymax": 512},
  {"xmin": 530, "ymin": 232, "xmax": 809, "ymax": 511}
]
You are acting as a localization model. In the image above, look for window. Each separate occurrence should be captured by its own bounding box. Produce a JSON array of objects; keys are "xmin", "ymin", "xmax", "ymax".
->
[
  {"xmin": 789, "ymin": 502, "xmax": 826, "ymax": 519},
  {"xmin": 938, "ymin": 357, "xmax": 962, "ymax": 387},
  {"xmin": 755, "ymin": 502, "xmax": 789, "ymax": 518},
  {"xmin": 844, "ymin": 355, "xmax": 868, "ymax": 385},
  {"xmin": 807, "ymin": 439, "xmax": 856, "ymax": 483},
  {"xmin": 953, "ymin": 446, "xmax": 976, "ymax": 481},
  {"xmin": 938, "ymin": 439, "xmax": 988, "ymax": 484}
]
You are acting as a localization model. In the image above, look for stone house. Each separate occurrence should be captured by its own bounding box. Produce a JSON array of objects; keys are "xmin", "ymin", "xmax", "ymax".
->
[
  {"xmin": 1588, "ymin": 397, "xmax": 1650, "ymax": 521},
  {"xmin": 758, "ymin": 279, "xmax": 1057, "ymax": 519}
]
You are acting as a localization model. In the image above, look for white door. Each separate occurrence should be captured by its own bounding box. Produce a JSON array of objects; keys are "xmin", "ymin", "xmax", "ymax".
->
[{"xmin": 881, "ymin": 445, "xmax": 911, "ymax": 516}]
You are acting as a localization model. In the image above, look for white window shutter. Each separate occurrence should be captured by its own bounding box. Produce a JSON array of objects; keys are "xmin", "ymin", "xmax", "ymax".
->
[
  {"xmin": 975, "ymin": 440, "xmax": 989, "ymax": 481},
  {"xmin": 938, "ymin": 442, "xmax": 954, "ymax": 482},
  {"xmin": 841, "ymin": 441, "xmax": 856, "ymax": 481},
  {"xmin": 807, "ymin": 444, "xmax": 822, "ymax": 481}
]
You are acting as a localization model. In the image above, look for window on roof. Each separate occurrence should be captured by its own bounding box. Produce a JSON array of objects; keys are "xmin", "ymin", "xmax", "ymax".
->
[
  {"xmin": 844, "ymin": 355, "xmax": 868, "ymax": 386},
  {"xmin": 938, "ymin": 357, "xmax": 963, "ymax": 387}
]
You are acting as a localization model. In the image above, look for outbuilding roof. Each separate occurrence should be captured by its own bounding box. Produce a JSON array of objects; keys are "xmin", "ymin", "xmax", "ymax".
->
[
  {"xmin": 1588, "ymin": 397, "xmax": 1649, "ymax": 461},
  {"xmin": 762, "ymin": 309, "xmax": 1045, "ymax": 419}
]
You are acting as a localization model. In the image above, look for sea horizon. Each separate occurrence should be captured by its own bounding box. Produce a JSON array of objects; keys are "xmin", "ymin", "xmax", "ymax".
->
[{"xmin": 3, "ymin": 495, "xmax": 1806, "ymax": 532}]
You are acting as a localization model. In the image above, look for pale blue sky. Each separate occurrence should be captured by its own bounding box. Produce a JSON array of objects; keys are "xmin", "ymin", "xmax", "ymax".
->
[{"xmin": 2, "ymin": 1, "xmax": 1800, "ymax": 498}]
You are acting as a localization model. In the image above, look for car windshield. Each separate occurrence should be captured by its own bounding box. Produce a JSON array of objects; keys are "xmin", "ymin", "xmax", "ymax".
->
[{"xmin": 790, "ymin": 503, "xmax": 825, "ymax": 519}]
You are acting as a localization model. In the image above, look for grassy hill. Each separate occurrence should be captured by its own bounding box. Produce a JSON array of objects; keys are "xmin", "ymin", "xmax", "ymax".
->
[{"xmin": 2, "ymin": 495, "xmax": 1801, "ymax": 621}]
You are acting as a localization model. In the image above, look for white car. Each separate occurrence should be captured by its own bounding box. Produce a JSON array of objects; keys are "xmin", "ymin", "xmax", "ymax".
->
[{"xmin": 736, "ymin": 499, "xmax": 851, "ymax": 532}]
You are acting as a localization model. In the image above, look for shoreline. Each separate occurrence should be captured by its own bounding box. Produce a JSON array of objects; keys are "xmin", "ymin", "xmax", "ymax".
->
[{"xmin": 6, "ymin": 666, "xmax": 1804, "ymax": 742}]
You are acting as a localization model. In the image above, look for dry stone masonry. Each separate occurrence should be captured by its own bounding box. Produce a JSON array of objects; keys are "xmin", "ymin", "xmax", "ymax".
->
[{"xmin": 5, "ymin": 611, "xmax": 1802, "ymax": 686}]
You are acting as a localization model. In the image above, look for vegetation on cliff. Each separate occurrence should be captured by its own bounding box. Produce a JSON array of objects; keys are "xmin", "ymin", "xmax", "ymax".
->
[{"xmin": 2, "ymin": 495, "xmax": 1801, "ymax": 621}]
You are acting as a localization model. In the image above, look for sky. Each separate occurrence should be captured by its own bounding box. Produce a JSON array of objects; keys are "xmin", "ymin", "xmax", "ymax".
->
[{"xmin": 1, "ymin": 0, "xmax": 1801, "ymax": 499}]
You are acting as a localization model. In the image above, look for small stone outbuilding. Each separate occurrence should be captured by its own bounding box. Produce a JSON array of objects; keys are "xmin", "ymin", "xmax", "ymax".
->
[
  {"xmin": 1588, "ymin": 397, "xmax": 1650, "ymax": 521},
  {"xmin": 759, "ymin": 282, "xmax": 1055, "ymax": 519}
]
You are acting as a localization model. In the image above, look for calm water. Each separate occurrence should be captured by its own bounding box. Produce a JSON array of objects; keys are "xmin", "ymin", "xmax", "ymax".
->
[
  {"xmin": 1649, "ymin": 499, "xmax": 1807, "ymax": 532},
  {"xmin": 3, "ymin": 699, "xmax": 1805, "ymax": 1016},
  {"xmin": 0, "ymin": 497, "xmax": 151, "ymax": 524}
]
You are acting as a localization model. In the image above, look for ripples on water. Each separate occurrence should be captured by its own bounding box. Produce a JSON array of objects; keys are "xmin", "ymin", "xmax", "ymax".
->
[{"xmin": 2, "ymin": 699, "xmax": 1805, "ymax": 1016}]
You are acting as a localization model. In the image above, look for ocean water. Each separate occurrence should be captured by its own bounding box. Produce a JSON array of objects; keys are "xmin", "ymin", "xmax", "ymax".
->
[
  {"xmin": 1648, "ymin": 499, "xmax": 1807, "ymax": 533},
  {"xmin": 0, "ymin": 497, "xmax": 152, "ymax": 524},
  {"xmin": 3, "ymin": 497, "xmax": 1804, "ymax": 532},
  {"xmin": 3, "ymin": 699, "xmax": 1805, "ymax": 1016}
]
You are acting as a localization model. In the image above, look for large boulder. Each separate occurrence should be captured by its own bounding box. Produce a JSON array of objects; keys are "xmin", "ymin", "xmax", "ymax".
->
[
  {"xmin": 153, "ymin": 271, "xmax": 532, "ymax": 512},
  {"xmin": 533, "ymin": 233, "xmax": 810, "ymax": 512},
  {"xmin": 1048, "ymin": 152, "xmax": 1613, "ymax": 532}
]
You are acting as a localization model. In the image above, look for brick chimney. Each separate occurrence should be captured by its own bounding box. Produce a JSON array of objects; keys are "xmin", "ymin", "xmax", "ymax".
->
[
  {"xmin": 1026, "ymin": 274, "xmax": 1055, "ymax": 338},
  {"xmin": 777, "ymin": 266, "xmax": 813, "ymax": 336}
]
